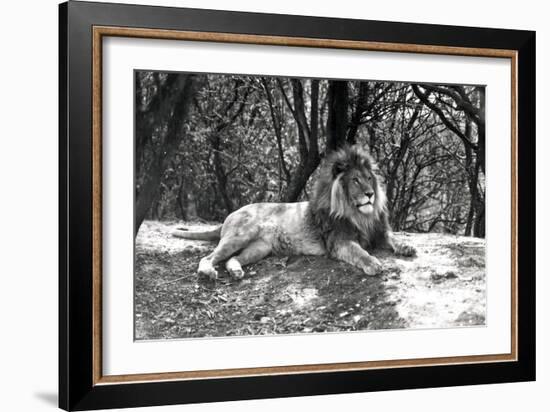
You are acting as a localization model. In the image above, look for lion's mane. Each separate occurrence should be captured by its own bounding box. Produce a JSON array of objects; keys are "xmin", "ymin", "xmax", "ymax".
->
[{"xmin": 309, "ymin": 145, "xmax": 389, "ymax": 245}]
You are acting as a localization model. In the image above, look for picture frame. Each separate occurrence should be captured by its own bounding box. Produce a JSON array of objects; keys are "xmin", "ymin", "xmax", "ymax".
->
[{"xmin": 59, "ymin": 1, "xmax": 535, "ymax": 410}]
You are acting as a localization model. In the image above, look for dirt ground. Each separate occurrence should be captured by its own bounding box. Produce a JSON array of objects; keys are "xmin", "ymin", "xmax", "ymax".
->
[{"xmin": 135, "ymin": 220, "xmax": 486, "ymax": 340}]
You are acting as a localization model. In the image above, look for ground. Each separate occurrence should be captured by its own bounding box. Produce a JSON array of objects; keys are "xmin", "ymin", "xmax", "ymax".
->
[{"xmin": 135, "ymin": 220, "xmax": 486, "ymax": 340}]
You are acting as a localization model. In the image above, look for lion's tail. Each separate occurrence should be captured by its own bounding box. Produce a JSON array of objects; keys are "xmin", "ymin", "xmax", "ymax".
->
[{"xmin": 172, "ymin": 225, "xmax": 222, "ymax": 241}]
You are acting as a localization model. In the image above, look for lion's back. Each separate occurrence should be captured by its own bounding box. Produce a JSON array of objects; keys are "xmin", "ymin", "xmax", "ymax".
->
[{"xmin": 221, "ymin": 201, "xmax": 325, "ymax": 256}]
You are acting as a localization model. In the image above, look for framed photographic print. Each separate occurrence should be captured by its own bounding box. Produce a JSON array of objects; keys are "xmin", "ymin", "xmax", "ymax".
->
[{"xmin": 59, "ymin": 1, "xmax": 535, "ymax": 410}]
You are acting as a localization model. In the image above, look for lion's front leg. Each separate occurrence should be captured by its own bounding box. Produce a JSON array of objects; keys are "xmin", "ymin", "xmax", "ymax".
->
[
  {"xmin": 330, "ymin": 240, "xmax": 382, "ymax": 276},
  {"xmin": 381, "ymin": 232, "xmax": 416, "ymax": 257}
]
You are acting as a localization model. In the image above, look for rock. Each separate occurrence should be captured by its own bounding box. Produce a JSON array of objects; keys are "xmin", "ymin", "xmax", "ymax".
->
[
  {"xmin": 455, "ymin": 311, "xmax": 485, "ymax": 326},
  {"xmin": 430, "ymin": 271, "xmax": 458, "ymax": 282}
]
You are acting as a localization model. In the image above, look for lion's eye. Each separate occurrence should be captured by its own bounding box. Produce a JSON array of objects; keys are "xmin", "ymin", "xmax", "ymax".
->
[{"xmin": 353, "ymin": 178, "xmax": 360, "ymax": 185}]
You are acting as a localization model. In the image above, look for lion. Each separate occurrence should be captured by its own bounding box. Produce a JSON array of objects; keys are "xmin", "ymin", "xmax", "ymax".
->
[{"xmin": 173, "ymin": 144, "xmax": 416, "ymax": 279}]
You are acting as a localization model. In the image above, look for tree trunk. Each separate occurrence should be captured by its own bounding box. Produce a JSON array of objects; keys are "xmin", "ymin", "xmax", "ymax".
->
[
  {"xmin": 473, "ymin": 206, "xmax": 485, "ymax": 237},
  {"xmin": 135, "ymin": 158, "xmax": 162, "ymax": 234},
  {"xmin": 472, "ymin": 152, "xmax": 485, "ymax": 238},
  {"xmin": 135, "ymin": 74, "xmax": 198, "ymax": 237},
  {"xmin": 282, "ymin": 79, "xmax": 320, "ymax": 201},
  {"xmin": 326, "ymin": 80, "xmax": 349, "ymax": 151},
  {"xmin": 135, "ymin": 73, "xmax": 178, "ymax": 177},
  {"xmin": 346, "ymin": 82, "xmax": 368, "ymax": 145},
  {"xmin": 176, "ymin": 176, "xmax": 187, "ymax": 220},
  {"xmin": 261, "ymin": 78, "xmax": 291, "ymax": 186},
  {"xmin": 464, "ymin": 139, "xmax": 474, "ymax": 236},
  {"xmin": 476, "ymin": 86, "xmax": 486, "ymax": 174},
  {"xmin": 211, "ymin": 135, "xmax": 234, "ymax": 214}
]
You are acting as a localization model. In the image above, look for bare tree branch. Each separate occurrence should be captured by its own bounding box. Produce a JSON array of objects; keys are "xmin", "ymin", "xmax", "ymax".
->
[{"xmin": 412, "ymin": 84, "xmax": 477, "ymax": 150}]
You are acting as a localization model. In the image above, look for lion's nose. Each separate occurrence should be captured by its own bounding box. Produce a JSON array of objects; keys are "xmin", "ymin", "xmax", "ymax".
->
[{"xmin": 365, "ymin": 191, "xmax": 374, "ymax": 199}]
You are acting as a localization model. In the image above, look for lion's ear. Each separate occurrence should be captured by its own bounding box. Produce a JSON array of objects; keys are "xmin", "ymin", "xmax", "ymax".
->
[{"xmin": 332, "ymin": 160, "xmax": 346, "ymax": 178}]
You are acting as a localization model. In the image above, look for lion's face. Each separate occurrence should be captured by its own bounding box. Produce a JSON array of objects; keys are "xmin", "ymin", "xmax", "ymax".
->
[
  {"xmin": 314, "ymin": 145, "xmax": 387, "ymax": 225},
  {"xmin": 342, "ymin": 168, "xmax": 378, "ymax": 215}
]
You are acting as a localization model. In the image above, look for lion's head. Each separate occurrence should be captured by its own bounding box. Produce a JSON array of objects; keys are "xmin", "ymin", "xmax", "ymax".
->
[{"xmin": 311, "ymin": 145, "xmax": 388, "ymax": 233}]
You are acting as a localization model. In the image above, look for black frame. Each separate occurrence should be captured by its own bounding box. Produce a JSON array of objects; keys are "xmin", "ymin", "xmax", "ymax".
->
[{"xmin": 59, "ymin": 1, "xmax": 536, "ymax": 410}]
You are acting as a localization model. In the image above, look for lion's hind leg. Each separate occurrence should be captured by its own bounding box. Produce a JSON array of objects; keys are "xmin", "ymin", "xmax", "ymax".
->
[
  {"xmin": 198, "ymin": 231, "xmax": 259, "ymax": 280},
  {"xmin": 198, "ymin": 238, "xmax": 245, "ymax": 280},
  {"xmin": 225, "ymin": 240, "xmax": 272, "ymax": 279},
  {"xmin": 198, "ymin": 253, "xmax": 219, "ymax": 280}
]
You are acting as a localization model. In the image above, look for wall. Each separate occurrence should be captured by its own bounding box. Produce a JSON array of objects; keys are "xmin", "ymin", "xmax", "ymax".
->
[{"xmin": 0, "ymin": 0, "xmax": 545, "ymax": 411}]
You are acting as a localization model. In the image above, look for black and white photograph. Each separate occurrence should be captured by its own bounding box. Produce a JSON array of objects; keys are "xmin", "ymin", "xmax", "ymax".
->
[
  {"xmin": 134, "ymin": 71, "xmax": 487, "ymax": 340},
  {"xmin": 0, "ymin": 0, "xmax": 542, "ymax": 409}
]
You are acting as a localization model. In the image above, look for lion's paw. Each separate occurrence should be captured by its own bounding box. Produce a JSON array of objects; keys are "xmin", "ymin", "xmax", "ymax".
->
[
  {"xmin": 228, "ymin": 267, "xmax": 245, "ymax": 279},
  {"xmin": 198, "ymin": 259, "xmax": 218, "ymax": 280},
  {"xmin": 361, "ymin": 256, "xmax": 382, "ymax": 276},
  {"xmin": 198, "ymin": 267, "xmax": 218, "ymax": 280},
  {"xmin": 395, "ymin": 243, "xmax": 417, "ymax": 257}
]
